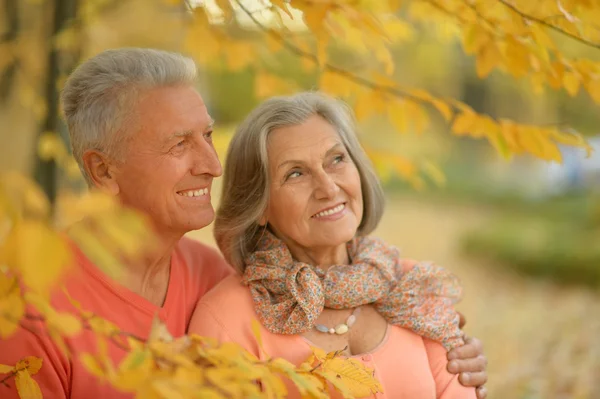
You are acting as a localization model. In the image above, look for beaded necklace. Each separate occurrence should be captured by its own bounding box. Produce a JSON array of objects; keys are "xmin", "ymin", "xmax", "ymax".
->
[{"xmin": 314, "ymin": 307, "xmax": 361, "ymax": 335}]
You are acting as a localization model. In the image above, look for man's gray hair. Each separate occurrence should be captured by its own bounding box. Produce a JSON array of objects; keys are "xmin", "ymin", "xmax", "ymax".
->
[
  {"xmin": 214, "ymin": 91, "xmax": 386, "ymax": 272},
  {"xmin": 61, "ymin": 48, "xmax": 197, "ymax": 184}
]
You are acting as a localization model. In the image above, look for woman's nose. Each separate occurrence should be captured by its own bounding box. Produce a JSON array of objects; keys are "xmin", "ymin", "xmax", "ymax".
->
[{"xmin": 314, "ymin": 172, "xmax": 339, "ymax": 199}]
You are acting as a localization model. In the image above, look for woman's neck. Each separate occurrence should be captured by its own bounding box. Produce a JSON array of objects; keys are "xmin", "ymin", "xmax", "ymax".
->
[{"xmin": 289, "ymin": 243, "xmax": 350, "ymax": 269}]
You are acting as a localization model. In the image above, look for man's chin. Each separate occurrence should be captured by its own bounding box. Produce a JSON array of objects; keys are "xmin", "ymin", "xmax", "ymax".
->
[{"xmin": 181, "ymin": 215, "xmax": 215, "ymax": 232}]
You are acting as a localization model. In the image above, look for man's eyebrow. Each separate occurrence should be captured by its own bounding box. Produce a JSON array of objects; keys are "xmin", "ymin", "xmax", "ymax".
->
[{"xmin": 164, "ymin": 119, "xmax": 215, "ymax": 143}]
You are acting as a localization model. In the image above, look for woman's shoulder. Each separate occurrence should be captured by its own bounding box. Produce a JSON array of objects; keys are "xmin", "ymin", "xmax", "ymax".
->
[{"xmin": 199, "ymin": 274, "xmax": 254, "ymax": 311}]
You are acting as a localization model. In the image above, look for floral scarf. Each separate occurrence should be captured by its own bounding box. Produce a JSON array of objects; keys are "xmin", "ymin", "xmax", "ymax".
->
[{"xmin": 242, "ymin": 231, "xmax": 465, "ymax": 350}]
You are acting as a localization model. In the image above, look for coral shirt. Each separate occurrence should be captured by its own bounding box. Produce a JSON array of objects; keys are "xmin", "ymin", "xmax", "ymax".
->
[
  {"xmin": 189, "ymin": 274, "xmax": 476, "ymax": 399},
  {"xmin": 0, "ymin": 237, "xmax": 233, "ymax": 399}
]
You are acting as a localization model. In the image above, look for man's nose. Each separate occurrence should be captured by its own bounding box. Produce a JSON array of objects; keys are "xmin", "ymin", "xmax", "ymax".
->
[{"xmin": 191, "ymin": 140, "xmax": 222, "ymax": 177}]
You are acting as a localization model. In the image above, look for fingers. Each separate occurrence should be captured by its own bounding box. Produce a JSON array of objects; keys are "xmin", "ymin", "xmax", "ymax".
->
[
  {"xmin": 476, "ymin": 386, "xmax": 488, "ymax": 399},
  {"xmin": 447, "ymin": 355, "xmax": 487, "ymax": 374},
  {"xmin": 448, "ymin": 336, "xmax": 484, "ymax": 361},
  {"xmin": 458, "ymin": 370, "xmax": 488, "ymax": 387}
]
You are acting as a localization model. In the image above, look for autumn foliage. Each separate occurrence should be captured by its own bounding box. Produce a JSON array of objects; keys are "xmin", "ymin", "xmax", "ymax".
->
[{"xmin": 2, "ymin": 0, "xmax": 600, "ymax": 397}]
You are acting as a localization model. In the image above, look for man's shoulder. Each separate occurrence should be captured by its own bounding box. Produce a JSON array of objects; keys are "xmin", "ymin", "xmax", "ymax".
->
[
  {"xmin": 176, "ymin": 236, "xmax": 226, "ymax": 266},
  {"xmin": 175, "ymin": 236, "xmax": 234, "ymax": 280}
]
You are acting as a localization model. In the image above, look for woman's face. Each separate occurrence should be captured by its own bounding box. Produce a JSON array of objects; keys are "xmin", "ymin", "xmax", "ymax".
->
[{"xmin": 263, "ymin": 115, "xmax": 364, "ymax": 256}]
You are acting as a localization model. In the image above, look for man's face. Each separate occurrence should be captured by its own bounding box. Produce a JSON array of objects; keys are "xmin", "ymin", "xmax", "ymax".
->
[{"xmin": 113, "ymin": 85, "xmax": 222, "ymax": 237}]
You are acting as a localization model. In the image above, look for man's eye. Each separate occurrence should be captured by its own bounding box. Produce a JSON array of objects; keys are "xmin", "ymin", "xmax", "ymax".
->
[
  {"xmin": 204, "ymin": 130, "xmax": 213, "ymax": 140},
  {"xmin": 176, "ymin": 140, "xmax": 185, "ymax": 147}
]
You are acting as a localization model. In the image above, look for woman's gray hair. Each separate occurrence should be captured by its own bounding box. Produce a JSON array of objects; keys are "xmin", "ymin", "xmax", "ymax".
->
[
  {"xmin": 214, "ymin": 91, "xmax": 385, "ymax": 272},
  {"xmin": 61, "ymin": 47, "xmax": 197, "ymax": 185}
]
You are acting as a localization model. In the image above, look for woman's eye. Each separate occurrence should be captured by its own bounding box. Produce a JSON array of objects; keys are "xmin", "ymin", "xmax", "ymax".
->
[
  {"xmin": 286, "ymin": 171, "xmax": 302, "ymax": 180},
  {"xmin": 332, "ymin": 154, "xmax": 345, "ymax": 164}
]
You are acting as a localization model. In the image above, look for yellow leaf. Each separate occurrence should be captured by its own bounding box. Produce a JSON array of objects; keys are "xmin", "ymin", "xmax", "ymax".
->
[
  {"xmin": 255, "ymin": 72, "xmax": 297, "ymax": 99},
  {"xmin": 539, "ymin": 136, "xmax": 563, "ymax": 163},
  {"xmin": 319, "ymin": 71, "xmax": 355, "ymax": 98},
  {"xmin": 80, "ymin": 353, "xmax": 106, "ymax": 380},
  {"xmin": 429, "ymin": 98, "xmax": 452, "ymax": 122},
  {"xmin": 271, "ymin": 0, "xmax": 294, "ymax": 20},
  {"xmin": 0, "ymin": 273, "xmax": 25, "ymax": 338},
  {"xmin": 529, "ymin": 25, "xmax": 556, "ymax": 50},
  {"xmin": 387, "ymin": 0, "xmax": 405, "ymax": 11},
  {"xmin": 251, "ymin": 319, "xmax": 264, "ymax": 352},
  {"xmin": 149, "ymin": 316, "xmax": 174, "ymax": 343},
  {"xmin": 266, "ymin": 33, "xmax": 283, "ymax": 53},
  {"xmin": 517, "ymin": 127, "xmax": 543, "ymax": 156},
  {"xmin": 37, "ymin": 132, "xmax": 67, "ymax": 163},
  {"xmin": 316, "ymin": 35, "xmax": 329, "ymax": 68},
  {"xmin": 387, "ymin": 100, "xmax": 409, "ymax": 133},
  {"xmin": 586, "ymin": 77, "xmax": 600, "ymax": 104},
  {"xmin": 47, "ymin": 311, "xmax": 81, "ymax": 337},
  {"xmin": 15, "ymin": 357, "xmax": 43, "ymax": 376},
  {"xmin": 463, "ymin": 24, "xmax": 489, "ymax": 55},
  {"xmin": 15, "ymin": 370, "xmax": 42, "ymax": 399},
  {"xmin": 476, "ymin": 41, "xmax": 502, "ymax": 78},
  {"xmin": 302, "ymin": 5, "xmax": 329, "ymax": 35},
  {"xmin": 547, "ymin": 61, "xmax": 565, "ymax": 89},
  {"xmin": 406, "ymin": 102, "xmax": 429, "ymax": 134},
  {"xmin": 270, "ymin": 359, "xmax": 326, "ymax": 397},
  {"xmin": 383, "ymin": 17, "xmax": 414, "ymax": 42},
  {"xmin": 67, "ymin": 222, "xmax": 124, "ymax": 281},
  {"xmin": 112, "ymin": 349, "xmax": 153, "ymax": 392},
  {"xmin": 0, "ymin": 363, "xmax": 14, "ymax": 373},
  {"xmin": 451, "ymin": 111, "xmax": 477, "ymax": 135},
  {"xmin": 215, "ymin": 0, "xmax": 234, "ymax": 21},
  {"xmin": 393, "ymin": 156, "xmax": 417, "ymax": 180},
  {"xmin": 487, "ymin": 130, "xmax": 512, "ymax": 160},
  {"xmin": 318, "ymin": 357, "xmax": 383, "ymax": 398},
  {"xmin": 354, "ymin": 92, "xmax": 387, "ymax": 121},
  {"xmin": 4, "ymin": 221, "xmax": 71, "ymax": 294},
  {"xmin": 223, "ymin": 41, "xmax": 255, "ymax": 71},
  {"xmin": 563, "ymin": 71, "xmax": 581, "ymax": 96},
  {"xmin": 0, "ymin": 172, "xmax": 50, "ymax": 219},
  {"xmin": 504, "ymin": 37, "xmax": 530, "ymax": 77}
]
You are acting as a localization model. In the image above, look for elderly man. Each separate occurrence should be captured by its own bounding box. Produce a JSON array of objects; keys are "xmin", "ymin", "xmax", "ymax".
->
[{"xmin": 0, "ymin": 48, "xmax": 488, "ymax": 398}]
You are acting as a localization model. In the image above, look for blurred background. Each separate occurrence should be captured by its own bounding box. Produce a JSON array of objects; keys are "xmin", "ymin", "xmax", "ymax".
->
[{"xmin": 2, "ymin": 0, "xmax": 600, "ymax": 397}]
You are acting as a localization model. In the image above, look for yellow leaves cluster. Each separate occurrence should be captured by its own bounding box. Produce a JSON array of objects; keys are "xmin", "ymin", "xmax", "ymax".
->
[
  {"xmin": 451, "ymin": 104, "xmax": 590, "ymax": 161},
  {"xmin": 61, "ymin": 191, "xmax": 157, "ymax": 282},
  {"xmin": 37, "ymin": 133, "xmax": 81, "ymax": 181},
  {"xmin": 0, "ymin": 357, "xmax": 44, "ymax": 399},
  {"xmin": 184, "ymin": 6, "xmax": 257, "ymax": 72},
  {"xmin": 1, "ymin": 173, "xmax": 382, "ymax": 398},
  {"xmin": 0, "ymin": 274, "xmax": 25, "ymax": 338},
  {"xmin": 76, "ymin": 318, "xmax": 381, "ymax": 399}
]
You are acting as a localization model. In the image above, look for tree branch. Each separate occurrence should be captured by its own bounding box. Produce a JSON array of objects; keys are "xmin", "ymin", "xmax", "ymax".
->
[
  {"xmin": 233, "ymin": 0, "xmax": 424, "ymax": 104},
  {"xmin": 496, "ymin": 0, "xmax": 600, "ymax": 50}
]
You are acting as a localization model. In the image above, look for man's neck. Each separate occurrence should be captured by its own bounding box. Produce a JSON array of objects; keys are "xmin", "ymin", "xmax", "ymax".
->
[{"xmin": 123, "ymin": 231, "xmax": 182, "ymax": 307}]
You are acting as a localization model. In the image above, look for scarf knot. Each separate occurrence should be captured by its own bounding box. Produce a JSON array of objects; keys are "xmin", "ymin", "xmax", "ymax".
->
[{"xmin": 243, "ymin": 232, "xmax": 464, "ymax": 350}]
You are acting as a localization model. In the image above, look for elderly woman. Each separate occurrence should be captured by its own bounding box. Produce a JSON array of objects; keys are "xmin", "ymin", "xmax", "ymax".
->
[{"xmin": 189, "ymin": 92, "xmax": 486, "ymax": 398}]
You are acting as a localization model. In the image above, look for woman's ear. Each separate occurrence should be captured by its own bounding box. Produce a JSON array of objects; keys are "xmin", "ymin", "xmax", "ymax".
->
[
  {"xmin": 82, "ymin": 149, "xmax": 120, "ymax": 196},
  {"xmin": 258, "ymin": 214, "xmax": 268, "ymax": 227}
]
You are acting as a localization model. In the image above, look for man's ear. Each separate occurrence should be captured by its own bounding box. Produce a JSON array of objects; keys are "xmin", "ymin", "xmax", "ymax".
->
[{"xmin": 81, "ymin": 149, "xmax": 120, "ymax": 196}]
